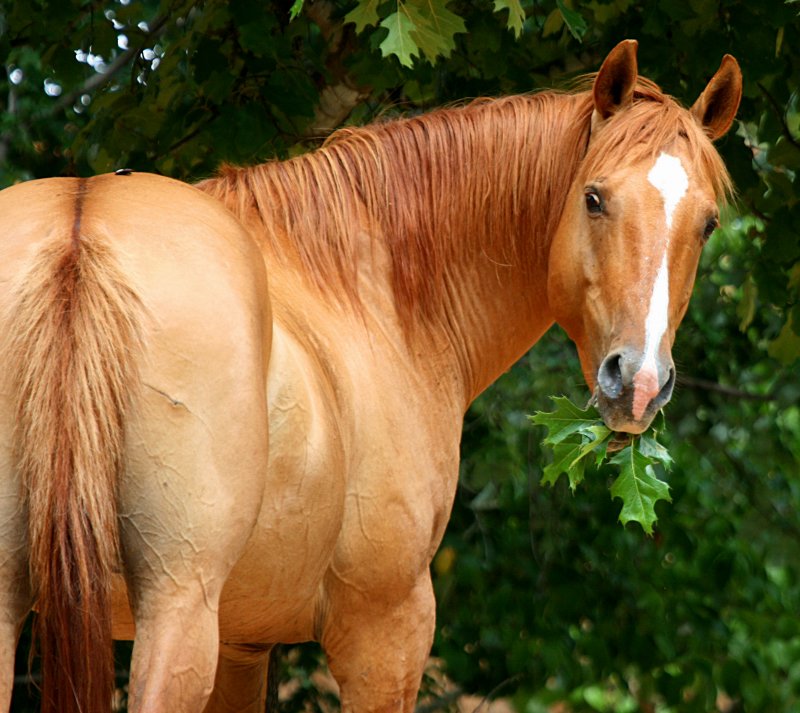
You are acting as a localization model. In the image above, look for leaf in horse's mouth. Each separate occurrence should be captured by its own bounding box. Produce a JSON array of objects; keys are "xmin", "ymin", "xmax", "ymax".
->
[{"xmin": 528, "ymin": 396, "xmax": 672, "ymax": 536}]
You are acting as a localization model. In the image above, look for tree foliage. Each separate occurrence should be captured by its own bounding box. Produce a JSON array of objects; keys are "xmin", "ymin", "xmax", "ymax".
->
[{"xmin": 2, "ymin": 0, "xmax": 799, "ymax": 711}]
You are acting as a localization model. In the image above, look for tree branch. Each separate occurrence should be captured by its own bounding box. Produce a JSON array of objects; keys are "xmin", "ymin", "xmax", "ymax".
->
[
  {"xmin": 677, "ymin": 374, "xmax": 776, "ymax": 402},
  {"xmin": 470, "ymin": 674, "xmax": 524, "ymax": 712},
  {"xmin": 49, "ymin": 10, "xmax": 173, "ymax": 116}
]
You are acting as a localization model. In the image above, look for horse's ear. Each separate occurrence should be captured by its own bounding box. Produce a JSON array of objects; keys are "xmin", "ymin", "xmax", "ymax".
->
[
  {"xmin": 690, "ymin": 55, "xmax": 743, "ymax": 140},
  {"xmin": 592, "ymin": 39, "xmax": 639, "ymax": 123}
]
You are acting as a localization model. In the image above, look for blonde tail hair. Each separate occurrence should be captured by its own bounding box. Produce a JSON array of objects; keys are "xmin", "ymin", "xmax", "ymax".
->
[{"xmin": 8, "ymin": 226, "xmax": 142, "ymax": 713}]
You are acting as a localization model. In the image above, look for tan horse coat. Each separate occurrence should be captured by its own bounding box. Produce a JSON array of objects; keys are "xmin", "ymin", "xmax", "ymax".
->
[{"xmin": 0, "ymin": 42, "xmax": 741, "ymax": 712}]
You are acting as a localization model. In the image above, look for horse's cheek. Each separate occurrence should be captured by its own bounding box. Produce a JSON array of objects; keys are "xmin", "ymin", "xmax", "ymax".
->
[{"xmin": 547, "ymin": 243, "xmax": 587, "ymax": 342}]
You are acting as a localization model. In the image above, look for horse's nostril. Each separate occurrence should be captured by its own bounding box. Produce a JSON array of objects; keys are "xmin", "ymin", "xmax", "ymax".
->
[
  {"xmin": 597, "ymin": 353, "xmax": 623, "ymax": 400},
  {"xmin": 654, "ymin": 365, "xmax": 676, "ymax": 406}
]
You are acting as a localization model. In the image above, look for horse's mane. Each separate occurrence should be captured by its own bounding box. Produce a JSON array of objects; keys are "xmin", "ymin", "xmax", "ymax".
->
[{"xmin": 198, "ymin": 79, "xmax": 731, "ymax": 327}]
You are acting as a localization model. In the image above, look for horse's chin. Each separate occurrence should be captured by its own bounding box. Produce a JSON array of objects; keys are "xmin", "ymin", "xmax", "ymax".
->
[
  {"xmin": 594, "ymin": 390, "xmax": 658, "ymax": 435},
  {"xmin": 602, "ymin": 416, "xmax": 651, "ymax": 436}
]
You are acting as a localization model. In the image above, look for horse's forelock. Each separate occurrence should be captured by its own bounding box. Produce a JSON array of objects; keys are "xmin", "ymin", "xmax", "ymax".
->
[{"xmin": 582, "ymin": 81, "xmax": 733, "ymax": 203}]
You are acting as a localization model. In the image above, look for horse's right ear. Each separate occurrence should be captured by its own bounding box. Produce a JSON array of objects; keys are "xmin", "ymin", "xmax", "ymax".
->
[
  {"xmin": 592, "ymin": 40, "xmax": 639, "ymax": 125},
  {"xmin": 690, "ymin": 55, "xmax": 743, "ymax": 140}
]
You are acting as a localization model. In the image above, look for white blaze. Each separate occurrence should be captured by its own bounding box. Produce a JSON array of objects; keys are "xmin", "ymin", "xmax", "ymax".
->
[
  {"xmin": 642, "ymin": 255, "xmax": 670, "ymax": 365},
  {"xmin": 647, "ymin": 152, "xmax": 689, "ymax": 230},
  {"xmin": 633, "ymin": 152, "xmax": 688, "ymax": 419}
]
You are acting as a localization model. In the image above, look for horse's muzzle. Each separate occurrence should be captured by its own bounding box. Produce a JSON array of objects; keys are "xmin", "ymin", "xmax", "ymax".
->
[{"xmin": 595, "ymin": 349, "xmax": 675, "ymax": 433}]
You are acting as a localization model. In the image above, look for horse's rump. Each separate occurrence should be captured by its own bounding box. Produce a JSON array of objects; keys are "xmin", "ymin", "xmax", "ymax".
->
[{"xmin": 0, "ymin": 173, "xmax": 272, "ymax": 713}]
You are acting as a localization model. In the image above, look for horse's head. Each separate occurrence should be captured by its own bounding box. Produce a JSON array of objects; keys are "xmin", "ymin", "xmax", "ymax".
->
[{"xmin": 548, "ymin": 40, "xmax": 742, "ymax": 433}]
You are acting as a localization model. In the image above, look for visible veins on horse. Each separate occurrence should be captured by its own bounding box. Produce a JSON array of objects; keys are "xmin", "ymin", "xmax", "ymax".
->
[{"xmin": 145, "ymin": 383, "xmax": 190, "ymax": 411}]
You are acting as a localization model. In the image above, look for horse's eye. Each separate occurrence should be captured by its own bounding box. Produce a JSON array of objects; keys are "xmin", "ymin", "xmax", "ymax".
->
[
  {"xmin": 585, "ymin": 189, "xmax": 603, "ymax": 215},
  {"xmin": 703, "ymin": 217, "xmax": 719, "ymax": 241}
]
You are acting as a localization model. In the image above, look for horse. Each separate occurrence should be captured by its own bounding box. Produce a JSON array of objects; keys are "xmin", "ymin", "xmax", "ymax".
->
[{"xmin": 0, "ymin": 40, "xmax": 741, "ymax": 712}]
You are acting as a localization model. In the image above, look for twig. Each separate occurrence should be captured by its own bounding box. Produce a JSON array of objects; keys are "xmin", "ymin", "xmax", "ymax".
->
[
  {"xmin": 415, "ymin": 688, "xmax": 462, "ymax": 713},
  {"xmin": 470, "ymin": 674, "xmax": 524, "ymax": 712},
  {"xmin": 742, "ymin": 196, "xmax": 770, "ymax": 224},
  {"xmin": 48, "ymin": 9, "xmax": 173, "ymax": 116},
  {"xmin": 166, "ymin": 110, "xmax": 219, "ymax": 154},
  {"xmin": 677, "ymin": 375, "xmax": 776, "ymax": 402}
]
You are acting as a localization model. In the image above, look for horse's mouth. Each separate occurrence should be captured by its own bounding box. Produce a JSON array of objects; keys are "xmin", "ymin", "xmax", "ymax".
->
[{"xmin": 592, "ymin": 385, "xmax": 660, "ymax": 435}]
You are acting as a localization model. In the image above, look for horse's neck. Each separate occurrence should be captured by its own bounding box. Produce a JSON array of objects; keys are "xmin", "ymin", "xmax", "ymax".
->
[
  {"xmin": 202, "ymin": 91, "xmax": 591, "ymax": 407},
  {"xmin": 434, "ymin": 251, "xmax": 556, "ymax": 405},
  {"xmin": 362, "ymin": 92, "xmax": 590, "ymax": 403}
]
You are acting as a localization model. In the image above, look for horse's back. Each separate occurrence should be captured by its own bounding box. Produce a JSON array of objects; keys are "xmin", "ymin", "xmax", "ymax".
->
[{"xmin": 0, "ymin": 173, "xmax": 272, "ymax": 711}]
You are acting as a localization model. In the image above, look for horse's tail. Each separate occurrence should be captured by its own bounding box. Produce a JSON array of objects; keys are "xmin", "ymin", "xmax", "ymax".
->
[{"xmin": 8, "ymin": 229, "xmax": 143, "ymax": 713}]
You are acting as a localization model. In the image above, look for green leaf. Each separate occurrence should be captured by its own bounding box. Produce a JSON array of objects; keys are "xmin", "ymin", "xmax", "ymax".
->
[
  {"xmin": 379, "ymin": 10, "xmax": 420, "ymax": 67},
  {"xmin": 542, "ymin": 8, "xmax": 564, "ymax": 37},
  {"xmin": 493, "ymin": 0, "xmax": 525, "ymax": 37},
  {"xmin": 609, "ymin": 446, "xmax": 671, "ymax": 536},
  {"xmin": 531, "ymin": 398, "xmax": 612, "ymax": 490},
  {"xmin": 637, "ymin": 435, "xmax": 673, "ymax": 468},
  {"xmin": 405, "ymin": 0, "xmax": 467, "ymax": 61},
  {"xmin": 529, "ymin": 396, "xmax": 601, "ymax": 445},
  {"xmin": 789, "ymin": 262, "xmax": 800, "ymax": 292},
  {"xmin": 767, "ymin": 135, "xmax": 800, "ymax": 168},
  {"xmin": 555, "ymin": 0, "xmax": 587, "ymax": 40},
  {"xmin": 345, "ymin": 0, "xmax": 381, "ymax": 33},
  {"xmin": 542, "ymin": 439, "xmax": 588, "ymax": 490},
  {"xmin": 738, "ymin": 275, "xmax": 757, "ymax": 332},
  {"xmin": 768, "ymin": 313, "xmax": 800, "ymax": 364},
  {"xmin": 583, "ymin": 424, "xmax": 614, "ymax": 464},
  {"xmin": 289, "ymin": 0, "xmax": 304, "ymax": 21},
  {"xmin": 543, "ymin": 424, "xmax": 613, "ymax": 490}
]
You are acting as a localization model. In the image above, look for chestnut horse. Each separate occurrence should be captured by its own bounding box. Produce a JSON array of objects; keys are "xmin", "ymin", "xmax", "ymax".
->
[{"xmin": 0, "ymin": 41, "xmax": 740, "ymax": 712}]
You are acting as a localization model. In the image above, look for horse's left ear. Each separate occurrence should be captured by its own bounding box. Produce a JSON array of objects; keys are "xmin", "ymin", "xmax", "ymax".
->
[
  {"xmin": 593, "ymin": 39, "xmax": 639, "ymax": 124},
  {"xmin": 690, "ymin": 55, "xmax": 743, "ymax": 140}
]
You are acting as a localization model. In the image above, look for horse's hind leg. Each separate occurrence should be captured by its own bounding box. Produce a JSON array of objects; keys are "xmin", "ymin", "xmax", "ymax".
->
[
  {"xmin": 0, "ymin": 409, "xmax": 31, "ymax": 713},
  {"xmin": 0, "ymin": 624, "xmax": 14, "ymax": 713},
  {"xmin": 0, "ymin": 576, "xmax": 28, "ymax": 713},
  {"xmin": 121, "ymin": 367, "xmax": 268, "ymax": 713},
  {"xmin": 126, "ymin": 584, "xmax": 221, "ymax": 711},
  {"xmin": 0, "ymin": 542, "xmax": 26, "ymax": 713}
]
